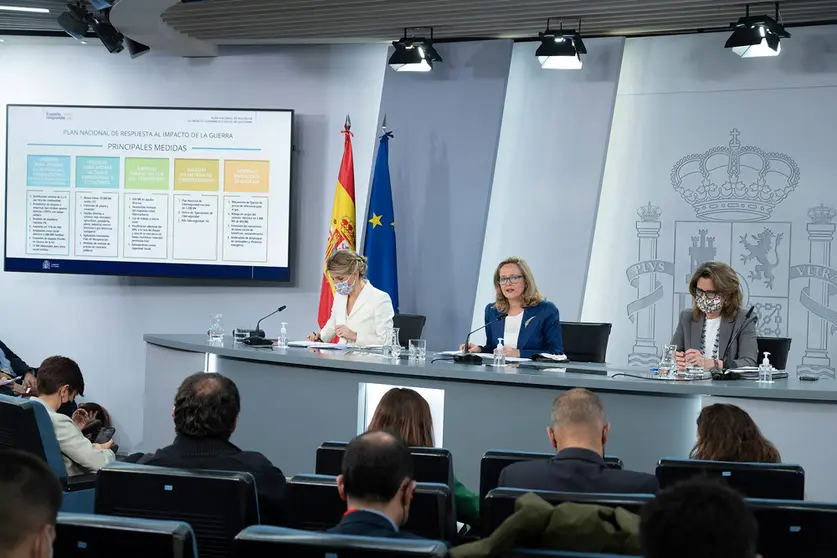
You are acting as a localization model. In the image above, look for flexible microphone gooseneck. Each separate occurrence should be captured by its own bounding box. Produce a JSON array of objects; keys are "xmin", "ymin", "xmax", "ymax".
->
[
  {"xmin": 454, "ymin": 314, "xmax": 507, "ymax": 365},
  {"xmin": 252, "ymin": 305, "xmax": 287, "ymax": 338},
  {"xmin": 721, "ymin": 306, "xmax": 756, "ymax": 368}
]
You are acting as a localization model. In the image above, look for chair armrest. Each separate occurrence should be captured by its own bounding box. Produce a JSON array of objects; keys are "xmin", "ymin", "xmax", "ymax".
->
[{"xmin": 64, "ymin": 473, "xmax": 98, "ymax": 492}]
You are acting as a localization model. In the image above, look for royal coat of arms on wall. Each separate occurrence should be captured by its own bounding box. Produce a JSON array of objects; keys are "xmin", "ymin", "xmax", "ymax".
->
[{"xmin": 624, "ymin": 129, "xmax": 837, "ymax": 377}]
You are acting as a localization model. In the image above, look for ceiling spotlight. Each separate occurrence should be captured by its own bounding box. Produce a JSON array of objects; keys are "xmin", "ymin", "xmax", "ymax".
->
[
  {"xmin": 536, "ymin": 18, "xmax": 587, "ymax": 70},
  {"xmin": 57, "ymin": 3, "xmax": 89, "ymax": 41},
  {"xmin": 725, "ymin": 2, "xmax": 789, "ymax": 58},
  {"xmin": 389, "ymin": 27, "xmax": 442, "ymax": 72},
  {"xmin": 0, "ymin": 5, "xmax": 49, "ymax": 13}
]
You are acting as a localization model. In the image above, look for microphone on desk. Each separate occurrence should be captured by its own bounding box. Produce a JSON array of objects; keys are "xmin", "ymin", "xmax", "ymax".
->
[
  {"xmin": 249, "ymin": 305, "xmax": 287, "ymax": 338},
  {"xmin": 720, "ymin": 306, "xmax": 757, "ymax": 369},
  {"xmin": 454, "ymin": 314, "xmax": 507, "ymax": 365}
]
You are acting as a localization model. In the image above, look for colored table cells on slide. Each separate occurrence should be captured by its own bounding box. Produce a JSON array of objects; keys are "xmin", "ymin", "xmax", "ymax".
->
[
  {"xmin": 76, "ymin": 157, "xmax": 120, "ymax": 188},
  {"xmin": 174, "ymin": 158, "xmax": 220, "ymax": 192},
  {"xmin": 27, "ymin": 155, "xmax": 71, "ymax": 187},
  {"xmin": 125, "ymin": 158, "xmax": 170, "ymax": 190},
  {"xmin": 224, "ymin": 160, "xmax": 270, "ymax": 193}
]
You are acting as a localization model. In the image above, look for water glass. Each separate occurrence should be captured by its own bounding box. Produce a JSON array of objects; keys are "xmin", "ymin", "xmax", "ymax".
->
[
  {"xmin": 209, "ymin": 313, "xmax": 224, "ymax": 340},
  {"xmin": 658, "ymin": 344, "xmax": 677, "ymax": 377},
  {"xmin": 409, "ymin": 339, "xmax": 427, "ymax": 361}
]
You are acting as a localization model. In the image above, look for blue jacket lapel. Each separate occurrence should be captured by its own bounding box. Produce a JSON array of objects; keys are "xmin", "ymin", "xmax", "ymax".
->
[{"xmin": 515, "ymin": 306, "xmax": 538, "ymax": 349}]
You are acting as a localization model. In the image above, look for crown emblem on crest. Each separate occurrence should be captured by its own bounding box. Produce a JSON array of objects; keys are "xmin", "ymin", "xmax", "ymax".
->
[
  {"xmin": 671, "ymin": 129, "xmax": 800, "ymax": 222},
  {"xmin": 637, "ymin": 202, "xmax": 662, "ymax": 221},
  {"xmin": 808, "ymin": 204, "xmax": 837, "ymax": 224}
]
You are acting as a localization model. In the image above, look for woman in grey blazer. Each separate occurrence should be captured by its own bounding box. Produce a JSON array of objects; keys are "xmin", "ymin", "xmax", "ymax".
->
[{"xmin": 671, "ymin": 261, "xmax": 758, "ymax": 371}]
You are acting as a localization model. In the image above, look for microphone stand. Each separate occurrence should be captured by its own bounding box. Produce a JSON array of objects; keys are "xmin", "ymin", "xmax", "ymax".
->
[{"xmin": 454, "ymin": 315, "xmax": 507, "ymax": 365}]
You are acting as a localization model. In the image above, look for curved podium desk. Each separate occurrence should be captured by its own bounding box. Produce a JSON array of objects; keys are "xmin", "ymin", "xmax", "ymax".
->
[{"xmin": 143, "ymin": 334, "xmax": 837, "ymax": 500}]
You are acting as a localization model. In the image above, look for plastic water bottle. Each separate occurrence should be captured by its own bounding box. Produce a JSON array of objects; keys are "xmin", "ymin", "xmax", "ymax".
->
[
  {"xmin": 277, "ymin": 322, "xmax": 288, "ymax": 348},
  {"xmin": 758, "ymin": 351, "xmax": 774, "ymax": 383},
  {"xmin": 493, "ymin": 338, "xmax": 506, "ymax": 367}
]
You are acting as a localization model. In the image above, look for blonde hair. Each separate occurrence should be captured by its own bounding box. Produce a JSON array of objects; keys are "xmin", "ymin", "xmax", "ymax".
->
[
  {"xmin": 326, "ymin": 249, "xmax": 368, "ymax": 278},
  {"xmin": 493, "ymin": 256, "xmax": 544, "ymax": 314},
  {"xmin": 689, "ymin": 261, "xmax": 743, "ymax": 320}
]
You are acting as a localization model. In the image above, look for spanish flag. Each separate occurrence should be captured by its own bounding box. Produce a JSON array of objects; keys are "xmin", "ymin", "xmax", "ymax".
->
[{"xmin": 318, "ymin": 117, "xmax": 356, "ymax": 328}]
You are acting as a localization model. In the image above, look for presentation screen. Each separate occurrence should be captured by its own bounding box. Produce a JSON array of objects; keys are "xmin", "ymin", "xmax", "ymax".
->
[{"xmin": 4, "ymin": 105, "xmax": 293, "ymax": 280}]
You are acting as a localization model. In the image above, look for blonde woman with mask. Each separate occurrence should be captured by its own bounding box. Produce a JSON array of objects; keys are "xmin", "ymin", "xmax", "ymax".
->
[
  {"xmin": 463, "ymin": 256, "xmax": 563, "ymax": 358},
  {"xmin": 308, "ymin": 250, "xmax": 394, "ymax": 346}
]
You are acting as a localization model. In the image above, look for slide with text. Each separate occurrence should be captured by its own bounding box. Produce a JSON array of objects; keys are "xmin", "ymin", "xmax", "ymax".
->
[{"xmin": 4, "ymin": 105, "xmax": 292, "ymax": 280}]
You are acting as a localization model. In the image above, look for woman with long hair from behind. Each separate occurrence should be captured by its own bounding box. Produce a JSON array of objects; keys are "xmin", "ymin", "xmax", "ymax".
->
[
  {"xmin": 368, "ymin": 388, "xmax": 480, "ymax": 527},
  {"xmin": 690, "ymin": 403, "xmax": 781, "ymax": 463}
]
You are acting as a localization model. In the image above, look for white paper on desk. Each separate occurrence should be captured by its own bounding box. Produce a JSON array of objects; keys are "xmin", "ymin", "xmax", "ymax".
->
[
  {"xmin": 287, "ymin": 341, "xmax": 350, "ymax": 350},
  {"xmin": 0, "ymin": 377, "xmax": 19, "ymax": 387}
]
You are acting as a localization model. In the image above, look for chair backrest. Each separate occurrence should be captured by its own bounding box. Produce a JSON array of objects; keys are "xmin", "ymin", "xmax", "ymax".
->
[
  {"xmin": 756, "ymin": 337, "xmax": 792, "ymax": 370},
  {"xmin": 480, "ymin": 450, "xmax": 623, "ymax": 502},
  {"xmin": 0, "ymin": 394, "xmax": 68, "ymax": 481},
  {"xmin": 316, "ymin": 442, "xmax": 454, "ymax": 487},
  {"xmin": 392, "ymin": 314, "xmax": 427, "ymax": 347},
  {"xmin": 483, "ymin": 488, "xmax": 652, "ymax": 535},
  {"xmin": 656, "ymin": 459, "xmax": 805, "ymax": 500},
  {"xmin": 234, "ymin": 525, "xmax": 448, "ymax": 557},
  {"xmin": 749, "ymin": 498, "xmax": 837, "ymax": 558},
  {"xmin": 505, "ymin": 551, "xmax": 640, "ymax": 558},
  {"xmin": 287, "ymin": 474, "xmax": 455, "ymax": 541},
  {"xmin": 560, "ymin": 322, "xmax": 612, "ymax": 363},
  {"xmin": 55, "ymin": 513, "xmax": 197, "ymax": 558},
  {"xmin": 94, "ymin": 462, "xmax": 260, "ymax": 558}
]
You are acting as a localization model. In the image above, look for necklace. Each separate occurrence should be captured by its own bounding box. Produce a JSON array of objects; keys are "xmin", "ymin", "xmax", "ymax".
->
[{"xmin": 700, "ymin": 319, "xmax": 720, "ymax": 359}]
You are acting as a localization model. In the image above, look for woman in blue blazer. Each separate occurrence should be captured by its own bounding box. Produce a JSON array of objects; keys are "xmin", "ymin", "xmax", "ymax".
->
[{"xmin": 465, "ymin": 256, "xmax": 563, "ymax": 358}]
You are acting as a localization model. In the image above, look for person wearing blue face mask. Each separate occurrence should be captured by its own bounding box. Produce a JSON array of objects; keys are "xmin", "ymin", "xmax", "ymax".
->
[
  {"xmin": 671, "ymin": 261, "xmax": 757, "ymax": 371},
  {"xmin": 308, "ymin": 249, "xmax": 395, "ymax": 346}
]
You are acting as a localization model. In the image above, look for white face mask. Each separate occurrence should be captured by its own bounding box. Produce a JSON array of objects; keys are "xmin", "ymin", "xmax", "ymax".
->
[{"xmin": 335, "ymin": 279, "xmax": 355, "ymax": 296}]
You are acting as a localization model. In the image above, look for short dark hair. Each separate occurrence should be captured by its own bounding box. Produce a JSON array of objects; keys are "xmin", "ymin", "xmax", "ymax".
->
[
  {"xmin": 341, "ymin": 430, "xmax": 414, "ymax": 503},
  {"xmin": 173, "ymin": 373, "xmax": 240, "ymax": 440},
  {"xmin": 0, "ymin": 450, "xmax": 62, "ymax": 551},
  {"xmin": 640, "ymin": 478, "xmax": 758, "ymax": 558},
  {"xmin": 36, "ymin": 356, "xmax": 84, "ymax": 397}
]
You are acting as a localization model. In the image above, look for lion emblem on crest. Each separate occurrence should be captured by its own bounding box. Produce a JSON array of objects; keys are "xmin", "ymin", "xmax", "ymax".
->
[{"xmin": 740, "ymin": 228, "xmax": 784, "ymax": 289}]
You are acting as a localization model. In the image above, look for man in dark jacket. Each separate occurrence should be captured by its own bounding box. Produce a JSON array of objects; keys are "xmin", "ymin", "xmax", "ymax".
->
[
  {"xmin": 330, "ymin": 430, "xmax": 423, "ymax": 539},
  {"xmin": 0, "ymin": 338, "xmax": 37, "ymax": 394},
  {"xmin": 499, "ymin": 388, "xmax": 658, "ymax": 494},
  {"xmin": 125, "ymin": 372, "xmax": 287, "ymax": 525}
]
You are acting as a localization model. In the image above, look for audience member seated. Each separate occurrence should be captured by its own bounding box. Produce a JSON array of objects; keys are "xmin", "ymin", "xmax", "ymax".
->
[
  {"xmin": 367, "ymin": 387, "xmax": 480, "ymax": 527},
  {"xmin": 640, "ymin": 477, "xmax": 758, "ymax": 558},
  {"xmin": 690, "ymin": 403, "xmax": 780, "ymax": 463},
  {"xmin": 0, "ymin": 338, "xmax": 37, "ymax": 395},
  {"xmin": 329, "ymin": 430, "xmax": 424, "ymax": 539},
  {"xmin": 30, "ymin": 356, "xmax": 115, "ymax": 475},
  {"xmin": 124, "ymin": 372, "xmax": 287, "ymax": 525},
  {"xmin": 498, "ymin": 388, "xmax": 658, "ymax": 494},
  {"xmin": 0, "ymin": 449, "xmax": 62, "ymax": 558}
]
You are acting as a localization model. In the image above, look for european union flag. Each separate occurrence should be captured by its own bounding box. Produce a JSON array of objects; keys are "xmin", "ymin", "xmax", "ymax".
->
[{"xmin": 363, "ymin": 130, "xmax": 399, "ymax": 312}]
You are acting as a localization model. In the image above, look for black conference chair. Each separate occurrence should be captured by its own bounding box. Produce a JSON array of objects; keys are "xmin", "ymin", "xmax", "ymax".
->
[
  {"xmin": 286, "ymin": 474, "xmax": 456, "ymax": 542},
  {"xmin": 749, "ymin": 498, "xmax": 837, "ymax": 558},
  {"xmin": 94, "ymin": 462, "xmax": 260, "ymax": 558},
  {"xmin": 316, "ymin": 442, "xmax": 454, "ymax": 487},
  {"xmin": 479, "ymin": 450, "xmax": 624, "ymax": 502},
  {"xmin": 756, "ymin": 337, "xmax": 792, "ymax": 370},
  {"xmin": 656, "ymin": 459, "xmax": 804, "ymax": 500},
  {"xmin": 506, "ymin": 551, "xmax": 639, "ymax": 558},
  {"xmin": 393, "ymin": 314, "xmax": 427, "ymax": 347},
  {"xmin": 483, "ymin": 488, "xmax": 652, "ymax": 535},
  {"xmin": 0, "ymin": 394, "xmax": 96, "ymax": 513},
  {"xmin": 234, "ymin": 525, "xmax": 448, "ymax": 557},
  {"xmin": 55, "ymin": 513, "xmax": 197, "ymax": 558},
  {"xmin": 560, "ymin": 322, "xmax": 612, "ymax": 363}
]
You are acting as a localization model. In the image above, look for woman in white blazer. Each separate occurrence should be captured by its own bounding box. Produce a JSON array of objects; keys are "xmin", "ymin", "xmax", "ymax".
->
[{"xmin": 309, "ymin": 250, "xmax": 395, "ymax": 346}]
